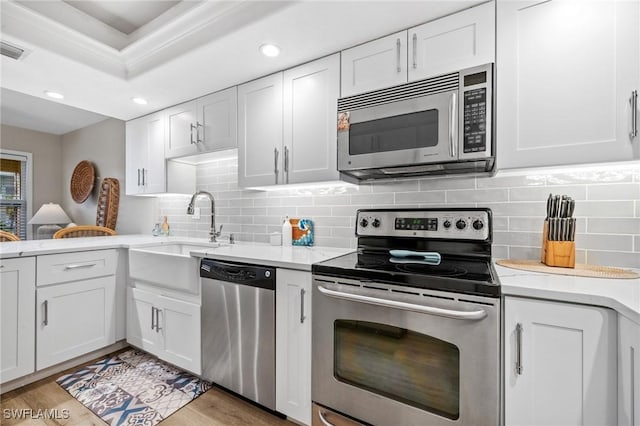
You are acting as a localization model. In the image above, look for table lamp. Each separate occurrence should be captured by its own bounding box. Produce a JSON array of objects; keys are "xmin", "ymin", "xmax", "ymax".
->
[{"xmin": 28, "ymin": 203, "xmax": 71, "ymax": 239}]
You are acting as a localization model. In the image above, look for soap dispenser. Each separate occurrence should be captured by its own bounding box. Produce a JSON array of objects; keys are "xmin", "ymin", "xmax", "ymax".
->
[
  {"xmin": 282, "ymin": 216, "xmax": 292, "ymax": 246},
  {"xmin": 161, "ymin": 216, "xmax": 170, "ymax": 236}
]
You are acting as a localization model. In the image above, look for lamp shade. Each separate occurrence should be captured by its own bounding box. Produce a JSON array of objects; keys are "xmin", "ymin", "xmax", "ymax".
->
[{"xmin": 28, "ymin": 203, "xmax": 71, "ymax": 225}]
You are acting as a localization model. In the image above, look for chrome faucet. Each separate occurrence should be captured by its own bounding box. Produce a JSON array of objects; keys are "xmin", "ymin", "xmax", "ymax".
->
[{"xmin": 186, "ymin": 191, "xmax": 222, "ymax": 242}]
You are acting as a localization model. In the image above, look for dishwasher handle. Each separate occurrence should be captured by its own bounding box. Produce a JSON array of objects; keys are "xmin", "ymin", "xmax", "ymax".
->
[{"xmin": 200, "ymin": 258, "xmax": 276, "ymax": 290}]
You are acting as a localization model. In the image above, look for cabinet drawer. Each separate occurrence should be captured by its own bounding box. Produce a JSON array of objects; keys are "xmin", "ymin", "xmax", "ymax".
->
[{"xmin": 37, "ymin": 249, "xmax": 118, "ymax": 286}]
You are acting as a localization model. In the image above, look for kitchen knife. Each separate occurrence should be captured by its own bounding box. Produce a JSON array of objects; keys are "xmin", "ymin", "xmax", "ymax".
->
[{"xmin": 546, "ymin": 193, "xmax": 552, "ymax": 219}]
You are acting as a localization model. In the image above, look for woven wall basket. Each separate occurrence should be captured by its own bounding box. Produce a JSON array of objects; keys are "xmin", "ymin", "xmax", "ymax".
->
[
  {"xmin": 70, "ymin": 160, "xmax": 95, "ymax": 203},
  {"xmin": 96, "ymin": 178, "xmax": 120, "ymax": 230}
]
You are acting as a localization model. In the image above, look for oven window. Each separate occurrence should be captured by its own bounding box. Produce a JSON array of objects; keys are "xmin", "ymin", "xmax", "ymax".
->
[
  {"xmin": 334, "ymin": 320, "xmax": 459, "ymax": 420},
  {"xmin": 348, "ymin": 109, "xmax": 438, "ymax": 155}
]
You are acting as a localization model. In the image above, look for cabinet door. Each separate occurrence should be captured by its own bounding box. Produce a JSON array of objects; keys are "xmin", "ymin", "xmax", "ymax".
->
[
  {"xmin": 165, "ymin": 101, "xmax": 198, "ymax": 158},
  {"xmin": 157, "ymin": 294, "xmax": 201, "ymax": 375},
  {"xmin": 0, "ymin": 257, "xmax": 35, "ymax": 383},
  {"xmin": 127, "ymin": 287, "xmax": 159, "ymax": 354},
  {"xmin": 126, "ymin": 112, "xmax": 166, "ymax": 195},
  {"xmin": 619, "ymin": 315, "xmax": 640, "ymax": 426},
  {"xmin": 198, "ymin": 87, "xmax": 238, "ymax": 152},
  {"xmin": 37, "ymin": 276, "xmax": 116, "ymax": 370},
  {"xmin": 409, "ymin": 1, "xmax": 495, "ymax": 81},
  {"xmin": 238, "ymin": 73, "xmax": 283, "ymax": 187},
  {"xmin": 143, "ymin": 111, "xmax": 167, "ymax": 193},
  {"xmin": 505, "ymin": 296, "xmax": 617, "ymax": 426},
  {"xmin": 284, "ymin": 54, "xmax": 340, "ymax": 185},
  {"xmin": 341, "ymin": 31, "xmax": 408, "ymax": 97},
  {"xmin": 497, "ymin": 0, "xmax": 640, "ymax": 169},
  {"xmin": 276, "ymin": 269, "xmax": 312, "ymax": 425},
  {"xmin": 125, "ymin": 116, "xmax": 146, "ymax": 195}
]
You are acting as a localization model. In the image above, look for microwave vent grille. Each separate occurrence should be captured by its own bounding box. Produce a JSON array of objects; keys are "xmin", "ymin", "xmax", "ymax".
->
[{"xmin": 338, "ymin": 72, "xmax": 459, "ymax": 112}]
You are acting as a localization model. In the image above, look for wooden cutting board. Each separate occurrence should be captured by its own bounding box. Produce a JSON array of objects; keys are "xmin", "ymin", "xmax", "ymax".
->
[{"xmin": 496, "ymin": 259, "xmax": 639, "ymax": 279}]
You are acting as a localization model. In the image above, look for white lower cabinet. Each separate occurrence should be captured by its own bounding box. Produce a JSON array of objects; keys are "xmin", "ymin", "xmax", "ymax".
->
[
  {"xmin": 127, "ymin": 287, "xmax": 201, "ymax": 375},
  {"xmin": 0, "ymin": 257, "xmax": 35, "ymax": 383},
  {"xmin": 276, "ymin": 269, "xmax": 312, "ymax": 425},
  {"xmin": 36, "ymin": 276, "xmax": 116, "ymax": 370},
  {"xmin": 504, "ymin": 296, "xmax": 617, "ymax": 426},
  {"xmin": 619, "ymin": 314, "xmax": 640, "ymax": 426}
]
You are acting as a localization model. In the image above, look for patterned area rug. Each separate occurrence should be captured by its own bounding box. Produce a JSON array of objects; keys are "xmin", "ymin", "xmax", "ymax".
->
[{"xmin": 57, "ymin": 349, "xmax": 211, "ymax": 426}]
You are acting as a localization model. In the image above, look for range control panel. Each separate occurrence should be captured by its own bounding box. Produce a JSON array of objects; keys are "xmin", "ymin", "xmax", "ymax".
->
[{"xmin": 356, "ymin": 209, "xmax": 490, "ymax": 241}]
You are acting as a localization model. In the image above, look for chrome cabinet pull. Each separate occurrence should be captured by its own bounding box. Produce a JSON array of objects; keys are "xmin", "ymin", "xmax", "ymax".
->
[
  {"xmin": 190, "ymin": 123, "xmax": 196, "ymax": 144},
  {"xmin": 449, "ymin": 92, "xmax": 457, "ymax": 158},
  {"xmin": 317, "ymin": 285, "xmax": 487, "ymax": 320},
  {"xmin": 631, "ymin": 90, "xmax": 638, "ymax": 139},
  {"xmin": 284, "ymin": 146, "xmax": 290, "ymax": 184},
  {"xmin": 43, "ymin": 300, "xmax": 48, "ymax": 326},
  {"xmin": 155, "ymin": 308, "xmax": 162, "ymax": 332},
  {"xmin": 300, "ymin": 288, "xmax": 306, "ymax": 324},
  {"xmin": 64, "ymin": 263, "xmax": 97, "ymax": 270},
  {"xmin": 515, "ymin": 323, "xmax": 523, "ymax": 375},
  {"xmin": 396, "ymin": 38, "xmax": 401, "ymax": 73},
  {"xmin": 412, "ymin": 33, "xmax": 417, "ymax": 69},
  {"xmin": 137, "ymin": 168, "xmax": 141, "ymax": 186},
  {"xmin": 274, "ymin": 147, "xmax": 280, "ymax": 184},
  {"xmin": 317, "ymin": 410, "xmax": 336, "ymax": 426},
  {"xmin": 196, "ymin": 122, "xmax": 203, "ymax": 143},
  {"xmin": 151, "ymin": 306, "xmax": 156, "ymax": 330}
]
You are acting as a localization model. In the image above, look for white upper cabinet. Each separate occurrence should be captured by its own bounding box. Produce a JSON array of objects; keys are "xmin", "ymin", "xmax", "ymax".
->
[
  {"xmin": 408, "ymin": 1, "xmax": 495, "ymax": 81},
  {"xmin": 239, "ymin": 54, "xmax": 340, "ymax": 188},
  {"xmin": 165, "ymin": 87, "xmax": 238, "ymax": 159},
  {"xmin": 284, "ymin": 54, "xmax": 340, "ymax": 184},
  {"xmin": 341, "ymin": 31, "xmax": 408, "ymax": 97},
  {"xmin": 497, "ymin": 0, "xmax": 640, "ymax": 169},
  {"xmin": 505, "ymin": 296, "xmax": 617, "ymax": 426},
  {"xmin": 125, "ymin": 111, "xmax": 166, "ymax": 195},
  {"xmin": 340, "ymin": 2, "xmax": 495, "ymax": 97},
  {"xmin": 238, "ymin": 72, "xmax": 284, "ymax": 187}
]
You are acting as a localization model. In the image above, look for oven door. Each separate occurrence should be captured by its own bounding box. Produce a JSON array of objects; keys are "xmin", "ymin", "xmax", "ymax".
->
[
  {"xmin": 312, "ymin": 276, "xmax": 501, "ymax": 426},
  {"xmin": 337, "ymin": 90, "xmax": 457, "ymax": 173}
]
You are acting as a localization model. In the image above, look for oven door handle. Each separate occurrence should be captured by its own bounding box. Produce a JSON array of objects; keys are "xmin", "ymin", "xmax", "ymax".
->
[{"xmin": 317, "ymin": 285, "xmax": 487, "ymax": 320}]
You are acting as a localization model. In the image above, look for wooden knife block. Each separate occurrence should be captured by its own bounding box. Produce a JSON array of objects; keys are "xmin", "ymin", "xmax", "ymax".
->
[{"xmin": 541, "ymin": 220, "xmax": 575, "ymax": 268}]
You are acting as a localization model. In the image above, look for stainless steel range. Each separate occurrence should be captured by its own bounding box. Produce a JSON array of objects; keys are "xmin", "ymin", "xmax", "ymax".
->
[{"xmin": 311, "ymin": 208, "xmax": 501, "ymax": 426}]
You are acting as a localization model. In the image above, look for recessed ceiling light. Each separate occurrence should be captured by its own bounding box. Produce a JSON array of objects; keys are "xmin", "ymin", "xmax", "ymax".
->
[
  {"xmin": 44, "ymin": 91, "xmax": 64, "ymax": 99},
  {"xmin": 259, "ymin": 43, "xmax": 280, "ymax": 58},
  {"xmin": 132, "ymin": 97, "xmax": 148, "ymax": 105}
]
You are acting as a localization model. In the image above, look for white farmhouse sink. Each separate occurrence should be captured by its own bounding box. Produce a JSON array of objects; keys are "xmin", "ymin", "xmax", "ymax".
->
[{"xmin": 129, "ymin": 242, "xmax": 218, "ymax": 293}]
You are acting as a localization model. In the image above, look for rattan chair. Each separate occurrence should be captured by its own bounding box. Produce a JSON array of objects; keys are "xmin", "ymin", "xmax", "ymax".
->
[
  {"xmin": 53, "ymin": 225, "xmax": 116, "ymax": 239},
  {"xmin": 0, "ymin": 230, "xmax": 20, "ymax": 241}
]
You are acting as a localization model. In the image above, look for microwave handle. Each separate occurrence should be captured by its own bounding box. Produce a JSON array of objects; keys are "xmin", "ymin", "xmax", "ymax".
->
[{"xmin": 449, "ymin": 92, "xmax": 457, "ymax": 158}]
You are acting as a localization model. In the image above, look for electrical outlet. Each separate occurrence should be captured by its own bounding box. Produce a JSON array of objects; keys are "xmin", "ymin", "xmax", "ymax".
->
[{"xmin": 191, "ymin": 207, "xmax": 201, "ymax": 219}]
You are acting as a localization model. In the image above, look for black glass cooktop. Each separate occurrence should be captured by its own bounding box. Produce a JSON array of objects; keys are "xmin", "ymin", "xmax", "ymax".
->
[{"xmin": 313, "ymin": 251, "xmax": 500, "ymax": 297}]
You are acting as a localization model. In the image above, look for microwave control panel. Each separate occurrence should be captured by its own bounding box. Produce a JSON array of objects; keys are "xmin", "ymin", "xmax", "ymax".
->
[{"xmin": 462, "ymin": 88, "xmax": 487, "ymax": 153}]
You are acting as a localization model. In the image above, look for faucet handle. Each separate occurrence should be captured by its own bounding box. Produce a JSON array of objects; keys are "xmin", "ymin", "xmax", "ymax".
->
[{"xmin": 217, "ymin": 224, "xmax": 223, "ymax": 236}]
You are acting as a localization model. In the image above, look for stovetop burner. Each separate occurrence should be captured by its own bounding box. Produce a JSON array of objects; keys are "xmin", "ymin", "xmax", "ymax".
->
[{"xmin": 312, "ymin": 208, "xmax": 500, "ymax": 297}]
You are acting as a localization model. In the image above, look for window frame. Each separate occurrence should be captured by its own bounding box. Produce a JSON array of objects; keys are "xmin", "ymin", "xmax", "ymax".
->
[{"xmin": 1, "ymin": 149, "xmax": 33, "ymax": 240}]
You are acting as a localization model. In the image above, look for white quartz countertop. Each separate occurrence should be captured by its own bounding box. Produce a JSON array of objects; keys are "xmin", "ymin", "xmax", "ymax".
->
[
  {"xmin": 496, "ymin": 262, "xmax": 640, "ymax": 324},
  {"xmin": 0, "ymin": 235, "xmax": 353, "ymax": 271}
]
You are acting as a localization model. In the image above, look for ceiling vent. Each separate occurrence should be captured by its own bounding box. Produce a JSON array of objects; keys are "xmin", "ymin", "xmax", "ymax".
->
[{"xmin": 1, "ymin": 42, "xmax": 25, "ymax": 60}]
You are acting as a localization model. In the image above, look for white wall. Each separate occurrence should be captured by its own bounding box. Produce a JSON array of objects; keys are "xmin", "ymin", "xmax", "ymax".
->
[
  {"xmin": 157, "ymin": 157, "xmax": 640, "ymax": 269},
  {"xmin": 61, "ymin": 118, "xmax": 154, "ymax": 234}
]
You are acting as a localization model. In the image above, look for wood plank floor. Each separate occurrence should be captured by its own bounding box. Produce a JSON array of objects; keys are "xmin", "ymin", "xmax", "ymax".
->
[{"xmin": 0, "ymin": 350, "xmax": 295, "ymax": 426}]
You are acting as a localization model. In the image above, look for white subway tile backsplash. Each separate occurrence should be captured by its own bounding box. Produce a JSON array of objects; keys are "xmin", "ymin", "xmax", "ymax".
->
[{"xmin": 155, "ymin": 160, "xmax": 640, "ymax": 268}]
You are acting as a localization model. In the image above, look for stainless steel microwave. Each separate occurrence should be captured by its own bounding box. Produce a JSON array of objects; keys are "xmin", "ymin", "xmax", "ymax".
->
[{"xmin": 337, "ymin": 63, "xmax": 495, "ymax": 181}]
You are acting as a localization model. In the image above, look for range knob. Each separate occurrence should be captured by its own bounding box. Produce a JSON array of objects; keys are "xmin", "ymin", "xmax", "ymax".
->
[
  {"xmin": 473, "ymin": 219, "xmax": 484, "ymax": 230},
  {"xmin": 359, "ymin": 218, "xmax": 368, "ymax": 228},
  {"xmin": 443, "ymin": 220, "xmax": 452, "ymax": 229},
  {"xmin": 455, "ymin": 219, "xmax": 467, "ymax": 230},
  {"xmin": 372, "ymin": 218, "xmax": 381, "ymax": 228}
]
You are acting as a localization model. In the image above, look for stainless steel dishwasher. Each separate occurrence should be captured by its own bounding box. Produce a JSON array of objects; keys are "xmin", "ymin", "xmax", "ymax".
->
[{"xmin": 200, "ymin": 258, "xmax": 276, "ymax": 410}]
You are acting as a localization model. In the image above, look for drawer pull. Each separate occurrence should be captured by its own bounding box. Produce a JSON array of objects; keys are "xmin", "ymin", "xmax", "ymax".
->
[
  {"xmin": 64, "ymin": 263, "xmax": 97, "ymax": 270},
  {"xmin": 318, "ymin": 410, "xmax": 336, "ymax": 426}
]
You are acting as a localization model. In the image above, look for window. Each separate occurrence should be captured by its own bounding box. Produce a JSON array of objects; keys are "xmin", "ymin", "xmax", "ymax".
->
[{"xmin": 0, "ymin": 151, "xmax": 32, "ymax": 240}]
